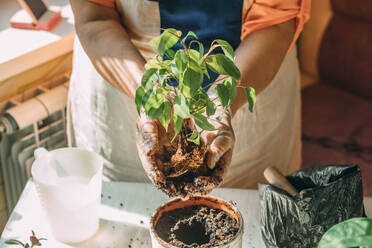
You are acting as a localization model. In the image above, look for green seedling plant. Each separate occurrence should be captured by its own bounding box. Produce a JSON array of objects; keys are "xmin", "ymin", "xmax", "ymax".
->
[
  {"xmin": 135, "ymin": 28, "xmax": 256, "ymax": 179},
  {"xmin": 136, "ymin": 28, "xmax": 256, "ymax": 145},
  {"xmin": 5, "ymin": 230, "xmax": 47, "ymax": 247}
]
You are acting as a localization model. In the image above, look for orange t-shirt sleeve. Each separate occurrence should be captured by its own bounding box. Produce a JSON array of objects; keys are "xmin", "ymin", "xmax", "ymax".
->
[
  {"xmin": 241, "ymin": 0, "xmax": 311, "ymax": 50},
  {"xmin": 88, "ymin": 0, "xmax": 115, "ymax": 8}
]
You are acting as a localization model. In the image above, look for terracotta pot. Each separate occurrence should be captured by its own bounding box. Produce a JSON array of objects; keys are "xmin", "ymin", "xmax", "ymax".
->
[{"xmin": 150, "ymin": 196, "xmax": 244, "ymax": 248}]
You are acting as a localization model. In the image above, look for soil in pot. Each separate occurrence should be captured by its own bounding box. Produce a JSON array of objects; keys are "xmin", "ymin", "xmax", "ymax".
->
[{"xmin": 155, "ymin": 205, "xmax": 239, "ymax": 248}]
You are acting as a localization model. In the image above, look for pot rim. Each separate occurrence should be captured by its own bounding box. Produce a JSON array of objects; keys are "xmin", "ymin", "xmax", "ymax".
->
[{"xmin": 150, "ymin": 195, "xmax": 244, "ymax": 248}]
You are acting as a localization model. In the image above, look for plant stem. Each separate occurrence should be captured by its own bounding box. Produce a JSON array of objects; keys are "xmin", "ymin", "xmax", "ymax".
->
[
  {"xmin": 199, "ymin": 44, "xmax": 225, "ymax": 66},
  {"xmin": 202, "ymin": 76, "xmax": 228, "ymax": 90},
  {"xmin": 191, "ymin": 96, "xmax": 219, "ymax": 114},
  {"xmin": 181, "ymin": 41, "xmax": 188, "ymax": 55}
]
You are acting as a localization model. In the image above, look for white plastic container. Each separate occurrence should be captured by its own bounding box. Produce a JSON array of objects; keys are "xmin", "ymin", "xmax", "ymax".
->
[{"xmin": 31, "ymin": 147, "xmax": 103, "ymax": 244}]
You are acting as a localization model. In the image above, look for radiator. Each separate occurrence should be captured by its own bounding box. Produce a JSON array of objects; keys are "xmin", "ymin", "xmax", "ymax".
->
[{"xmin": 0, "ymin": 73, "xmax": 70, "ymax": 213}]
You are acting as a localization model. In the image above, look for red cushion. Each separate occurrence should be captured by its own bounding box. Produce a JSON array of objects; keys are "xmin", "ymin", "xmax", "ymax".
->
[
  {"xmin": 301, "ymin": 83, "xmax": 372, "ymax": 196},
  {"xmin": 318, "ymin": 0, "xmax": 372, "ymax": 100}
]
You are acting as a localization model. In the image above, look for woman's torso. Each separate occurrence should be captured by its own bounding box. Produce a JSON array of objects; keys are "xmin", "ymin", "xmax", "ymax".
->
[{"xmin": 67, "ymin": 0, "xmax": 301, "ymax": 187}]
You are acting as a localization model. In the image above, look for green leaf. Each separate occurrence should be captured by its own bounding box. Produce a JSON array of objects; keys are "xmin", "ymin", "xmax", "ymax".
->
[
  {"xmin": 182, "ymin": 31, "xmax": 198, "ymax": 44},
  {"xmin": 147, "ymin": 103, "xmax": 164, "ymax": 120},
  {"xmin": 170, "ymin": 60, "xmax": 179, "ymax": 78},
  {"xmin": 318, "ymin": 218, "xmax": 372, "ymax": 248},
  {"xmin": 189, "ymin": 89, "xmax": 208, "ymax": 112},
  {"xmin": 174, "ymin": 94, "xmax": 191, "ymax": 118},
  {"xmin": 150, "ymin": 28, "xmax": 181, "ymax": 56},
  {"xmin": 181, "ymin": 66, "xmax": 203, "ymax": 98},
  {"xmin": 145, "ymin": 93, "xmax": 164, "ymax": 119},
  {"xmin": 155, "ymin": 86, "xmax": 171, "ymax": 100},
  {"xmin": 188, "ymin": 40, "xmax": 205, "ymax": 61},
  {"xmin": 5, "ymin": 239, "xmax": 25, "ymax": 246},
  {"xmin": 135, "ymin": 86, "xmax": 145, "ymax": 114},
  {"xmin": 165, "ymin": 49, "xmax": 175, "ymax": 59},
  {"xmin": 173, "ymin": 114, "xmax": 183, "ymax": 140},
  {"xmin": 215, "ymin": 39, "xmax": 235, "ymax": 61},
  {"xmin": 160, "ymin": 60, "xmax": 172, "ymax": 73},
  {"xmin": 174, "ymin": 50, "xmax": 188, "ymax": 76},
  {"xmin": 141, "ymin": 88, "xmax": 153, "ymax": 107},
  {"xmin": 206, "ymin": 100, "xmax": 217, "ymax": 116},
  {"xmin": 223, "ymin": 78, "xmax": 237, "ymax": 106},
  {"xmin": 145, "ymin": 58, "xmax": 162, "ymax": 70},
  {"xmin": 159, "ymin": 101, "xmax": 172, "ymax": 131},
  {"xmin": 206, "ymin": 54, "xmax": 241, "ymax": 80},
  {"xmin": 228, "ymin": 79, "xmax": 237, "ymax": 101},
  {"xmin": 141, "ymin": 68, "xmax": 158, "ymax": 89},
  {"xmin": 193, "ymin": 89, "xmax": 209, "ymax": 105},
  {"xmin": 214, "ymin": 84, "xmax": 230, "ymax": 107},
  {"xmin": 189, "ymin": 49, "xmax": 200, "ymax": 63},
  {"xmin": 185, "ymin": 57, "xmax": 202, "ymax": 76},
  {"xmin": 201, "ymin": 63, "xmax": 210, "ymax": 79},
  {"xmin": 245, "ymin": 87, "xmax": 256, "ymax": 112},
  {"xmin": 198, "ymin": 43, "xmax": 204, "ymax": 61},
  {"xmin": 193, "ymin": 113, "xmax": 216, "ymax": 131},
  {"xmin": 187, "ymin": 128, "xmax": 200, "ymax": 145}
]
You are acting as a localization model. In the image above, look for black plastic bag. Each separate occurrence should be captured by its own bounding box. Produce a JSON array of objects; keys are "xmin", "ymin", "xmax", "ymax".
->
[{"xmin": 259, "ymin": 165, "xmax": 366, "ymax": 248}]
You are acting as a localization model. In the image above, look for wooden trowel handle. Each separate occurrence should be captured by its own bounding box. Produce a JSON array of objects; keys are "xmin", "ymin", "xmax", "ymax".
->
[{"xmin": 264, "ymin": 167, "xmax": 298, "ymax": 197}]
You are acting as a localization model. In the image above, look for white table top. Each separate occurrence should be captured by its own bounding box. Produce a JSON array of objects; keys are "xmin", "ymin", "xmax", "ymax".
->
[
  {"xmin": 0, "ymin": 181, "xmax": 266, "ymax": 247},
  {"xmin": 1, "ymin": 181, "xmax": 372, "ymax": 248},
  {"xmin": 0, "ymin": 0, "xmax": 74, "ymax": 64}
]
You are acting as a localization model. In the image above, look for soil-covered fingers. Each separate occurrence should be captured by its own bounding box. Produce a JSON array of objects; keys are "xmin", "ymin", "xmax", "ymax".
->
[
  {"xmin": 136, "ymin": 115, "xmax": 180, "ymax": 197},
  {"xmin": 206, "ymin": 121, "xmax": 235, "ymax": 169},
  {"xmin": 136, "ymin": 114, "xmax": 159, "ymax": 155},
  {"xmin": 136, "ymin": 116, "xmax": 165, "ymax": 185},
  {"xmin": 211, "ymin": 149, "xmax": 233, "ymax": 181}
]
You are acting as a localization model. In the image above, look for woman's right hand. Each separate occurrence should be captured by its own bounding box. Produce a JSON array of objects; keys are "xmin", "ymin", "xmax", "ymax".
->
[{"xmin": 136, "ymin": 112, "xmax": 180, "ymax": 196}]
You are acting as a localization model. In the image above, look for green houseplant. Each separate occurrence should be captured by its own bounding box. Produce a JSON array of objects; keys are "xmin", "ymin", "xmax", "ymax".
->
[
  {"xmin": 318, "ymin": 217, "xmax": 372, "ymax": 248},
  {"xmin": 135, "ymin": 28, "xmax": 256, "ymax": 193}
]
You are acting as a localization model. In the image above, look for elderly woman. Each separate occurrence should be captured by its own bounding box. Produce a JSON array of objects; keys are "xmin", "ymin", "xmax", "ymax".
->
[{"xmin": 68, "ymin": 0, "xmax": 310, "ymax": 195}]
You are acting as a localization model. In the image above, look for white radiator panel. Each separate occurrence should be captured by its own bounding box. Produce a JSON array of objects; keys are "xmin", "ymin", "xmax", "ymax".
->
[{"xmin": 0, "ymin": 73, "xmax": 69, "ymax": 213}]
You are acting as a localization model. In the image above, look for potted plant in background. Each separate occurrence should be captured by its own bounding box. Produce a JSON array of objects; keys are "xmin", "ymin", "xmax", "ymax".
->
[
  {"xmin": 5, "ymin": 231, "xmax": 47, "ymax": 247},
  {"xmin": 135, "ymin": 29, "xmax": 255, "ymax": 247},
  {"xmin": 318, "ymin": 217, "xmax": 372, "ymax": 248}
]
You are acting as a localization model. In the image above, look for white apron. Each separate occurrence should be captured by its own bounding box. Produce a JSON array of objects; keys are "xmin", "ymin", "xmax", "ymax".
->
[{"xmin": 67, "ymin": 0, "xmax": 302, "ymax": 188}]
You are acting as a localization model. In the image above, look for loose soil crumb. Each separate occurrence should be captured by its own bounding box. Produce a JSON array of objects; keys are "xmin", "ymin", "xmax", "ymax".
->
[{"xmin": 155, "ymin": 205, "xmax": 239, "ymax": 248}]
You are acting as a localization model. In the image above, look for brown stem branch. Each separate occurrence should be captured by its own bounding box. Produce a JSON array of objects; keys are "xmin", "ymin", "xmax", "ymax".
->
[
  {"xmin": 202, "ymin": 76, "xmax": 228, "ymax": 90},
  {"xmin": 199, "ymin": 44, "xmax": 225, "ymax": 66}
]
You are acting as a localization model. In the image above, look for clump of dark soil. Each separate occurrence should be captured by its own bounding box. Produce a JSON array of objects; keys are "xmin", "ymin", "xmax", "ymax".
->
[
  {"xmin": 155, "ymin": 205, "xmax": 239, "ymax": 248},
  {"xmin": 153, "ymin": 124, "xmax": 211, "ymax": 196},
  {"xmin": 161, "ymin": 126, "xmax": 208, "ymax": 179}
]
